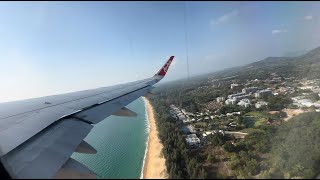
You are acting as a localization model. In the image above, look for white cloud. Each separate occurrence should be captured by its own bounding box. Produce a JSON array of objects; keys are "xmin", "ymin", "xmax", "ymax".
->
[
  {"xmin": 210, "ymin": 10, "xmax": 238, "ymax": 26},
  {"xmin": 272, "ymin": 29, "xmax": 288, "ymax": 35},
  {"xmin": 304, "ymin": 15, "xmax": 313, "ymax": 21}
]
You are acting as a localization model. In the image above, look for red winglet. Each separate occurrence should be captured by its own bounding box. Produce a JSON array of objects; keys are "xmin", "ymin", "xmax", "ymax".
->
[{"xmin": 156, "ymin": 56, "xmax": 174, "ymax": 76}]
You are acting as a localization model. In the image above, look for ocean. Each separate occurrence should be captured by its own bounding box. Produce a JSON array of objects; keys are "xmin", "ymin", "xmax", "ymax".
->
[{"xmin": 71, "ymin": 98, "xmax": 149, "ymax": 179}]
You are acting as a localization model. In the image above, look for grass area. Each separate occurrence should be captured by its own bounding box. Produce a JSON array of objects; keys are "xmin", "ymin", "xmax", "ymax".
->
[
  {"xmin": 244, "ymin": 111, "xmax": 268, "ymax": 128},
  {"xmin": 246, "ymin": 111, "xmax": 265, "ymax": 118},
  {"xmin": 254, "ymin": 119, "xmax": 265, "ymax": 127},
  {"xmin": 243, "ymin": 116, "xmax": 265, "ymax": 128}
]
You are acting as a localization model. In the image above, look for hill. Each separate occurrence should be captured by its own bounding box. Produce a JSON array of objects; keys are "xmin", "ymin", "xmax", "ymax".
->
[{"xmin": 204, "ymin": 46, "xmax": 320, "ymax": 80}]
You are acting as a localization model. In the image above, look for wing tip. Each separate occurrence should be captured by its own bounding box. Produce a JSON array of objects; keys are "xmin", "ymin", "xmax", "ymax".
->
[{"xmin": 155, "ymin": 56, "xmax": 175, "ymax": 76}]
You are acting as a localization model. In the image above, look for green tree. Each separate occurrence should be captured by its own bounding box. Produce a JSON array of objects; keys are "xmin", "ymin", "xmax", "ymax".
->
[{"xmin": 223, "ymin": 141, "xmax": 235, "ymax": 152}]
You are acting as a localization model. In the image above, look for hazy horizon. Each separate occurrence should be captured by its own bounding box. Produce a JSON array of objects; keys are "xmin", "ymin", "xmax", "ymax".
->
[{"xmin": 0, "ymin": 1, "xmax": 320, "ymax": 102}]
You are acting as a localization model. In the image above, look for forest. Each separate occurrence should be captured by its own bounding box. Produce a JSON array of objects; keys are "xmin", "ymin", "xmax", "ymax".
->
[{"xmin": 148, "ymin": 95, "xmax": 208, "ymax": 179}]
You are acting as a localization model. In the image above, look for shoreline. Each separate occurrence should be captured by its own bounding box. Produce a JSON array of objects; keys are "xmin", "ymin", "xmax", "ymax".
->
[
  {"xmin": 140, "ymin": 100, "xmax": 150, "ymax": 179},
  {"xmin": 141, "ymin": 97, "xmax": 167, "ymax": 179}
]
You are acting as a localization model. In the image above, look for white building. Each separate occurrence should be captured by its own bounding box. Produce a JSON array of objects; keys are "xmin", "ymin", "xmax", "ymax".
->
[
  {"xmin": 185, "ymin": 134, "xmax": 201, "ymax": 148},
  {"xmin": 228, "ymin": 92, "xmax": 246, "ymax": 99},
  {"xmin": 255, "ymin": 101, "xmax": 268, "ymax": 108},
  {"xmin": 232, "ymin": 94, "xmax": 251, "ymax": 102},
  {"xmin": 255, "ymin": 89, "xmax": 273, "ymax": 98},
  {"xmin": 216, "ymin": 97, "xmax": 225, "ymax": 103},
  {"xmin": 225, "ymin": 99, "xmax": 237, "ymax": 105},
  {"xmin": 299, "ymin": 86, "xmax": 314, "ymax": 90},
  {"xmin": 313, "ymin": 102, "xmax": 320, "ymax": 108},
  {"xmin": 231, "ymin": 83, "xmax": 239, "ymax": 89},
  {"xmin": 238, "ymin": 99, "xmax": 251, "ymax": 108},
  {"xmin": 186, "ymin": 125, "xmax": 196, "ymax": 133},
  {"xmin": 226, "ymin": 112, "xmax": 241, "ymax": 116},
  {"xmin": 202, "ymin": 131, "xmax": 212, "ymax": 137},
  {"xmin": 297, "ymin": 99, "xmax": 313, "ymax": 107},
  {"xmin": 226, "ymin": 112, "xmax": 233, "ymax": 116},
  {"xmin": 292, "ymin": 96, "xmax": 305, "ymax": 102},
  {"xmin": 242, "ymin": 87, "xmax": 258, "ymax": 94}
]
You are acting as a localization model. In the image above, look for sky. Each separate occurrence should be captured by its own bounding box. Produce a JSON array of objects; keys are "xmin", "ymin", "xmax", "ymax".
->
[{"xmin": 0, "ymin": 1, "xmax": 320, "ymax": 102}]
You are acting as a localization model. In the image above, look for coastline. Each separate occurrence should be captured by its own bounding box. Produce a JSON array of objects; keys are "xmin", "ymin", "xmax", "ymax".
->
[
  {"xmin": 141, "ymin": 97, "xmax": 167, "ymax": 179},
  {"xmin": 140, "ymin": 100, "xmax": 150, "ymax": 179}
]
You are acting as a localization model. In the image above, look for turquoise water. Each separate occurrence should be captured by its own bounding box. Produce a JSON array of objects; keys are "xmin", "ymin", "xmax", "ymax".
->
[{"xmin": 71, "ymin": 98, "xmax": 148, "ymax": 179}]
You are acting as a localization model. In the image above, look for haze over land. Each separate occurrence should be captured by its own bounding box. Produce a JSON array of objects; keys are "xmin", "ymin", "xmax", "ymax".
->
[{"xmin": 0, "ymin": 1, "xmax": 319, "ymax": 102}]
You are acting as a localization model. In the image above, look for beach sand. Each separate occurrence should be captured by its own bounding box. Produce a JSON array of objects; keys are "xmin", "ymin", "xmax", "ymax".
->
[{"xmin": 142, "ymin": 97, "xmax": 167, "ymax": 179}]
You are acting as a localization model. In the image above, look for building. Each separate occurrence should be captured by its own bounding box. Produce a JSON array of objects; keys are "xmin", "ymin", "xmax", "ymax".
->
[
  {"xmin": 202, "ymin": 131, "xmax": 212, "ymax": 137},
  {"xmin": 183, "ymin": 125, "xmax": 196, "ymax": 134},
  {"xmin": 292, "ymin": 96, "xmax": 305, "ymax": 102},
  {"xmin": 179, "ymin": 115, "xmax": 187, "ymax": 123},
  {"xmin": 272, "ymin": 77, "xmax": 282, "ymax": 81},
  {"xmin": 226, "ymin": 112, "xmax": 233, "ymax": 116},
  {"xmin": 313, "ymin": 102, "xmax": 320, "ymax": 108},
  {"xmin": 228, "ymin": 92, "xmax": 246, "ymax": 99},
  {"xmin": 255, "ymin": 89, "xmax": 273, "ymax": 98},
  {"xmin": 232, "ymin": 94, "xmax": 251, "ymax": 102},
  {"xmin": 185, "ymin": 134, "xmax": 201, "ymax": 148},
  {"xmin": 237, "ymin": 99, "xmax": 251, "ymax": 108},
  {"xmin": 284, "ymin": 77, "xmax": 294, "ymax": 81},
  {"xmin": 230, "ymin": 83, "xmax": 239, "ymax": 89},
  {"xmin": 226, "ymin": 112, "xmax": 241, "ymax": 116},
  {"xmin": 297, "ymin": 99, "xmax": 313, "ymax": 107},
  {"xmin": 216, "ymin": 97, "xmax": 225, "ymax": 103},
  {"xmin": 299, "ymin": 86, "xmax": 314, "ymax": 90},
  {"xmin": 225, "ymin": 99, "xmax": 237, "ymax": 105},
  {"xmin": 255, "ymin": 101, "xmax": 268, "ymax": 108},
  {"xmin": 218, "ymin": 130, "xmax": 225, "ymax": 136},
  {"xmin": 242, "ymin": 87, "xmax": 258, "ymax": 94}
]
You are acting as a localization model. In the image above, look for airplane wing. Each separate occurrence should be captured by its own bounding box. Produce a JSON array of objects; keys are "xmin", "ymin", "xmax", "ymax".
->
[{"xmin": 0, "ymin": 56, "xmax": 174, "ymax": 179}]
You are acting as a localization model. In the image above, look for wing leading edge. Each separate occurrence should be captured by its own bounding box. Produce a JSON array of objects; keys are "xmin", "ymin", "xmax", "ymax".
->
[{"xmin": 0, "ymin": 56, "xmax": 174, "ymax": 179}]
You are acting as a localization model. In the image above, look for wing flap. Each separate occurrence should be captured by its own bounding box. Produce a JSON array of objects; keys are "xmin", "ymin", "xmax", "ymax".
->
[
  {"xmin": 1, "ymin": 118, "xmax": 93, "ymax": 179},
  {"xmin": 0, "ymin": 105, "xmax": 77, "ymax": 156},
  {"xmin": 71, "ymin": 86, "xmax": 152, "ymax": 124},
  {"xmin": 53, "ymin": 158, "xmax": 96, "ymax": 179},
  {"xmin": 75, "ymin": 141, "xmax": 97, "ymax": 154}
]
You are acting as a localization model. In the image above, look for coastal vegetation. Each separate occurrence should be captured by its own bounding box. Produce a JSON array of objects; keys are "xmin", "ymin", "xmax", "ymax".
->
[{"xmin": 148, "ymin": 96, "xmax": 208, "ymax": 179}]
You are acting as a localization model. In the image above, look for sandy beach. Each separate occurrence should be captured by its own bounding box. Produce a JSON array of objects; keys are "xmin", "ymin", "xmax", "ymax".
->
[{"xmin": 142, "ymin": 97, "xmax": 167, "ymax": 179}]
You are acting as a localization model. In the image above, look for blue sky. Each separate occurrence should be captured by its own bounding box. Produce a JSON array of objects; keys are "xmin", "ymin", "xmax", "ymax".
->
[{"xmin": 0, "ymin": 1, "xmax": 319, "ymax": 101}]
